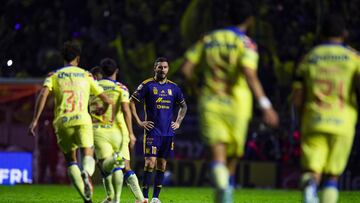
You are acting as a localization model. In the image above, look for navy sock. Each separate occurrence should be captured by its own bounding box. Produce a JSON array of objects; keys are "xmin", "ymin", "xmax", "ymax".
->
[
  {"xmin": 153, "ymin": 170, "xmax": 165, "ymax": 198},
  {"xmin": 142, "ymin": 170, "xmax": 153, "ymax": 198}
]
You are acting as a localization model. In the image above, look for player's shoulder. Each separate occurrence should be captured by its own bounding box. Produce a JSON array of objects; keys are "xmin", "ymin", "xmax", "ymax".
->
[
  {"xmin": 116, "ymin": 82, "xmax": 129, "ymax": 91},
  {"xmin": 167, "ymin": 79, "xmax": 179, "ymax": 86},
  {"xmin": 141, "ymin": 78, "xmax": 155, "ymax": 85},
  {"xmin": 344, "ymin": 45, "xmax": 360, "ymax": 57}
]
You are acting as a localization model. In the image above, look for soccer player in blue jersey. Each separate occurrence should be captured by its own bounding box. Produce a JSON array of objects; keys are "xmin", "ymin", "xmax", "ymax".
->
[{"xmin": 130, "ymin": 57, "xmax": 188, "ymax": 203}]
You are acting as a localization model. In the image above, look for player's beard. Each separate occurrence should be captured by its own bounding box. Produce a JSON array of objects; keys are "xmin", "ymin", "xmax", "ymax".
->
[{"xmin": 156, "ymin": 72, "xmax": 167, "ymax": 80}]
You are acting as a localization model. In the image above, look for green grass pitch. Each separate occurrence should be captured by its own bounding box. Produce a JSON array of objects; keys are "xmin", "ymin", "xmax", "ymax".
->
[{"xmin": 0, "ymin": 185, "xmax": 359, "ymax": 202}]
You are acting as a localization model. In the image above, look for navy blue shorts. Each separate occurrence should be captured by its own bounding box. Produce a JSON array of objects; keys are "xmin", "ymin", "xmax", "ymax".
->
[{"xmin": 144, "ymin": 135, "xmax": 174, "ymax": 159}]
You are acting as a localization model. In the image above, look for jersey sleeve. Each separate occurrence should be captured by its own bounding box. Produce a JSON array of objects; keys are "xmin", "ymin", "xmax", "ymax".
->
[
  {"xmin": 87, "ymin": 72, "xmax": 104, "ymax": 96},
  {"xmin": 131, "ymin": 83, "xmax": 147, "ymax": 102},
  {"xmin": 43, "ymin": 72, "xmax": 55, "ymax": 91},
  {"xmin": 174, "ymin": 86, "xmax": 185, "ymax": 105},
  {"xmin": 185, "ymin": 40, "xmax": 204, "ymax": 65},
  {"xmin": 118, "ymin": 84, "xmax": 130, "ymax": 103},
  {"xmin": 239, "ymin": 37, "xmax": 259, "ymax": 70}
]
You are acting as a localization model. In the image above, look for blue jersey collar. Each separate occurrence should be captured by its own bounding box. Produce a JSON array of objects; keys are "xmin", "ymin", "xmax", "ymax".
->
[
  {"xmin": 101, "ymin": 78, "xmax": 117, "ymax": 83},
  {"xmin": 321, "ymin": 42, "xmax": 346, "ymax": 47},
  {"xmin": 226, "ymin": 26, "xmax": 245, "ymax": 37}
]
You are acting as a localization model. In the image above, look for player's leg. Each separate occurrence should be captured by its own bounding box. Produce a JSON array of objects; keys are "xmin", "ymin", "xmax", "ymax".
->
[
  {"xmin": 227, "ymin": 116, "xmax": 249, "ymax": 189},
  {"xmin": 57, "ymin": 126, "xmax": 89, "ymax": 202},
  {"xmin": 96, "ymin": 160, "xmax": 114, "ymax": 203},
  {"xmin": 210, "ymin": 143, "xmax": 230, "ymax": 203},
  {"xmin": 77, "ymin": 125, "xmax": 96, "ymax": 201},
  {"xmin": 300, "ymin": 132, "xmax": 328, "ymax": 203},
  {"xmin": 151, "ymin": 136, "xmax": 174, "ymax": 203},
  {"xmin": 199, "ymin": 101, "xmax": 231, "ymax": 203},
  {"xmin": 320, "ymin": 132, "xmax": 355, "ymax": 203},
  {"xmin": 64, "ymin": 150, "xmax": 88, "ymax": 201},
  {"xmin": 123, "ymin": 160, "xmax": 145, "ymax": 202},
  {"xmin": 121, "ymin": 134, "xmax": 145, "ymax": 202},
  {"xmin": 320, "ymin": 175, "xmax": 339, "ymax": 203},
  {"xmin": 96, "ymin": 129, "xmax": 125, "ymax": 203},
  {"xmin": 143, "ymin": 134, "xmax": 158, "ymax": 200}
]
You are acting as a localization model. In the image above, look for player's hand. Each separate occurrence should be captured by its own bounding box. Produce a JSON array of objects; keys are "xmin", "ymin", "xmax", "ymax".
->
[
  {"xmin": 28, "ymin": 120, "xmax": 38, "ymax": 137},
  {"xmin": 129, "ymin": 133, "xmax": 136, "ymax": 149},
  {"xmin": 262, "ymin": 107, "xmax": 279, "ymax": 128},
  {"xmin": 139, "ymin": 121, "xmax": 154, "ymax": 130},
  {"xmin": 171, "ymin": 121, "xmax": 180, "ymax": 130}
]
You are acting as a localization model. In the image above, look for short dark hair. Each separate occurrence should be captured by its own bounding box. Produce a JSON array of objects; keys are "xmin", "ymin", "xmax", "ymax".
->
[
  {"xmin": 228, "ymin": 1, "xmax": 253, "ymax": 25},
  {"xmin": 154, "ymin": 57, "xmax": 168, "ymax": 67},
  {"xmin": 100, "ymin": 58, "xmax": 118, "ymax": 77},
  {"xmin": 90, "ymin": 66, "xmax": 103, "ymax": 76},
  {"xmin": 61, "ymin": 41, "xmax": 81, "ymax": 62},
  {"xmin": 321, "ymin": 13, "xmax": 346, "ymax": 38}
]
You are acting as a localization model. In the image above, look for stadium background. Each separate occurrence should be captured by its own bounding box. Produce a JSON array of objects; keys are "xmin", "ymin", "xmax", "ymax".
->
[{"xmin": 1, "ymin": 0, "xmax": 360, "ymax": 191}]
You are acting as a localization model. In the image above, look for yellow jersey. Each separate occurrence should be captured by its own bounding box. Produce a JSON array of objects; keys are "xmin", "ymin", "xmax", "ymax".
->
[
  {"xmin": 43, "ymin": 66, "xmax": 103, "ymax": 127},
  {"xmin": 294, "ymin": 43, "xmax": 360, "ymax": 134}
]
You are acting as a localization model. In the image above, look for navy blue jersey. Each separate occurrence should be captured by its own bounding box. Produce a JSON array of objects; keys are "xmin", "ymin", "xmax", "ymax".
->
[{"xmin": 132, "ymin": 78, "xmax": 185, "ymax": 136}]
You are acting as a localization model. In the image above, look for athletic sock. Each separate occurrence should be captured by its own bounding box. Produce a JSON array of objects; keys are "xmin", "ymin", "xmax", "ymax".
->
[
  {"xmin": 321, "ymin": 180, "xmax": 338, "ymax": 203},
  {"xmin": 142, "ymin": 169, "xmax": 154, "ymax": 199},
  {"xmin": 125, "ymin": 170, "xmax": 145, "ymax": 201},
  {"xmin": 67, "ymin": 162, "xmax": 86, "ymax": 200},
  {"xmin": 153, "ymin": 169, "xmax": 165, "ymax": 198}
]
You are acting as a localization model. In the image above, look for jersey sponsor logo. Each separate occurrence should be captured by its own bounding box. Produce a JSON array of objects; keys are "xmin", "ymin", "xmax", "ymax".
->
[
  {"xmin": 309, "ymin": 55, "xmax": 349, "ymax": 64},
  {"xmin": 57, "ymin": 72, "xmax": 85, "ymax": 79},
  {"xmin": 61, "ymin": 115, "xmax": 81, "ymax": 123},
  {"xmin": 157, "ymin": 104, "xmax": 170, "ymax": 109},
  {"xmin": 153, "ymin": 87, "xmax": 158, "ymax": 95},
  {"xmin": 101, "ymin": 85, "xmax": 116, "ymax": 91},
  {"xmin": 156, "ymin": 97, "xmax": 171, "ymax": 104}
]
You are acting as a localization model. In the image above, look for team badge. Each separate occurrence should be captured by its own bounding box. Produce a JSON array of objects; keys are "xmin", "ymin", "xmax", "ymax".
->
[
  {"xmin": 168, "ymin": 89, "xmax": 172, "ymax": 95},
  {"xmin": 153, "ymin": 87, "xmax": 158, "ymax": 95}
]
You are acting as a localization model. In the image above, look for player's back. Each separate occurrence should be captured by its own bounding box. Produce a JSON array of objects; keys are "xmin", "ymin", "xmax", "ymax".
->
[
  {"xmin": 300, "ymin": 43, "xmax": 360, "ymax": 134},
  {"xmin": 199, "ymin": 27, "xmax": 257, "ymax": 97},
  {"xmin": 48, "ymin": 66, "xmax": 95, "ymax": 127},
  {"xmin": 90, "ymin": 79, "xmax": 124, "ymax": 128}
]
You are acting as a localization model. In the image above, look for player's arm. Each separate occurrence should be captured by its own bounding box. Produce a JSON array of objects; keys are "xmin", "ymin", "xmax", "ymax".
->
[
  {"xmin": 181, "ymin": 40, "xmax": 204, "ymax": 96},
  {"xmin": 29, "ymin": 87, "xmax": 50, "ymax": 136},
  {"xmin": 88, "ymin": 72, "xmax": 113, "ymax": 115},
  {"xmin": 291, "ymin": 57, "xmax": 307, "ymax": 115},
  {"xmin": 121, "ymin": 101, "xmax": 136, "ymax": 149},
  {"xmin": 172, "ymin": 101, "xmax": 187, "ymax": 130},
  {"xmin": 243, "ymin": 67, "xmax": 278, "ymax": 127},
  {"xmin": 130, "ymin": 98, "xmax": 154, "ymax": 130}
]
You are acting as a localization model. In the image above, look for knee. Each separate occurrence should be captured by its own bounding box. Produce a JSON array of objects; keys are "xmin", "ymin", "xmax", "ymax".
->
[
  {"xmin": 156, "ymin": 159, "xmax": 167, "ymax": 171},
  {"xmin": 144, "ymin": 158, "xmax": 156, "ymax": 170}
]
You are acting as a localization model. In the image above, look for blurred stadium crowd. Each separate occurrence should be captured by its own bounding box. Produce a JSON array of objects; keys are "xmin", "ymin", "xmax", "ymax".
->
[{"xmin": 1, "ymin": 0, "xmax": 360, "ymax": 186}]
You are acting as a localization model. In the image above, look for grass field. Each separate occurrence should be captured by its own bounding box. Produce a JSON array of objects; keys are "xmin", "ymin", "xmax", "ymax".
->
[{"xmin": 0, "ymin": 185, "xmax": 359, "ymax": 203}]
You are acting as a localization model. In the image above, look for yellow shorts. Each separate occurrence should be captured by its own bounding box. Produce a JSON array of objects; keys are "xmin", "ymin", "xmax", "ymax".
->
[
  {"xmin": 199, "ymin": 95, "xmax": 249, "ymax": 157},
  {"xmin": 55, "ymin": 124, "xmax": 94, "ymax": 153},
  {"xmin": 94, "ymin": 127, "xmax": 123, "ymax": 160},
  {"xmin": 301, "ymin": 131, "xmax": 355, "ymax": 175}
]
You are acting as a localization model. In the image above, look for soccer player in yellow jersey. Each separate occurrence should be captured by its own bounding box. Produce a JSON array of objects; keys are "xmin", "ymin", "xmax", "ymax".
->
[
  {"xmin": 292, "ymin": 14, "xmax": 360, "ymax": 203},
  {"xmin": 90, "ymin": 58, "xmax": 145, "ymax": 203},
  {"xmin": 181, "ymin": 1, "xmax": 278, "ymax": 202},
  {"xmin": 28, "ymin": 41, "xmax": 112, "ymax": 203}
]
